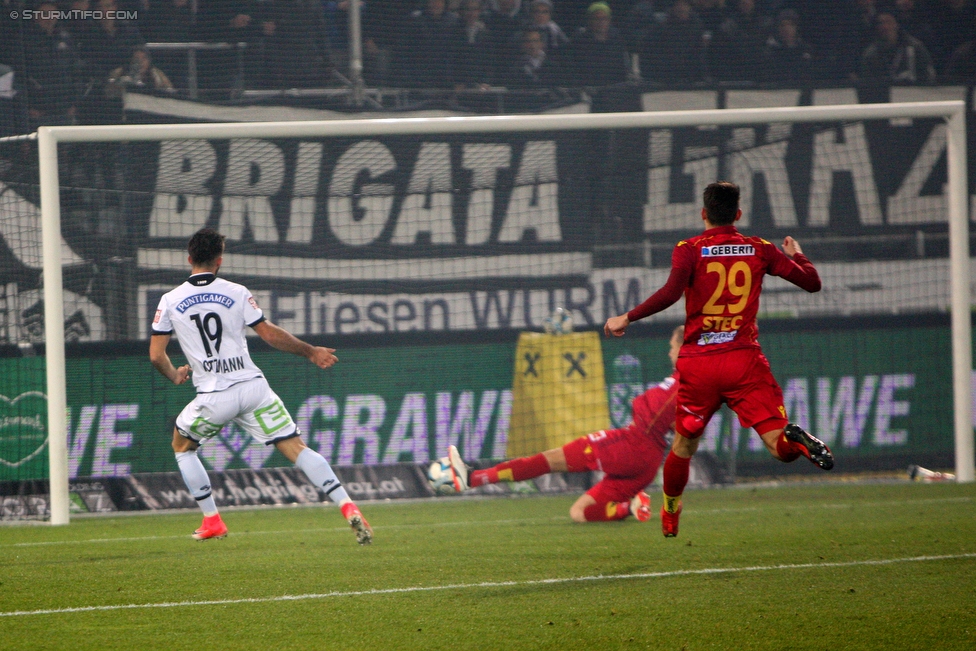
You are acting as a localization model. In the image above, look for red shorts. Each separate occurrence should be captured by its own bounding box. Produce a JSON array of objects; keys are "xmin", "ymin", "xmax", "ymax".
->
[
  {"xmin": 562, "ymin": 427, "xmax": 666, "ymax": 504},
  {"xmin": 674, "ymin": 347, "xmax": 787, "ymax": 439}
]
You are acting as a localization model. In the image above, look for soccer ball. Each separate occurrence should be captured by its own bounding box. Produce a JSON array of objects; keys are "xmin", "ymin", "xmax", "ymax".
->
[
  {"xmin": 543, "ymin": 307, "xmax": 574, "ymax": 335},
  {"xmin": 427, "ymin": 457, "xmax": 459, "ymax": 495}
]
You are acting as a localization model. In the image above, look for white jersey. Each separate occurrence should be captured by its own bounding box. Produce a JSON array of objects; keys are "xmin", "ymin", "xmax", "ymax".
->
[{"xmin": 152, "ymin": 273, "xmax": 265, "ymax": 393}]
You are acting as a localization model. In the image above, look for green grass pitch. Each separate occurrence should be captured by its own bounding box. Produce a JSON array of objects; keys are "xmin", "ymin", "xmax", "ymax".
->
[{"xmin": 2, "ymin": 481, "xmax": 975, "ymax": 651}]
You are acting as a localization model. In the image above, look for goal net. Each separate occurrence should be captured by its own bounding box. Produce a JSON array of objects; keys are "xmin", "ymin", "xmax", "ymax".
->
[{"xmin": 0, "ymin": 101, "xmax": 970, "ymax": 523}]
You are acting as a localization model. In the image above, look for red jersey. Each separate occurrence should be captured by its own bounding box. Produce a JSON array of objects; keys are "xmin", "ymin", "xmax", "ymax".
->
[
  {"xmin": 629, "ymin": 374, "xmax": 678, "ymax": 451},
  {"xmin": 573, "ymin": 373, "xmax": 677, "ymax": 503},
  {"xmin": 627, "ymin": 225, "xmax": 820, "ymax": 357}
]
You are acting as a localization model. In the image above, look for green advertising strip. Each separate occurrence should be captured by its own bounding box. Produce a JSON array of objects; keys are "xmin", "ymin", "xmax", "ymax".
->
[{"xmin": 0, "ymin": 325, "xmax": 955, "ymax": 482}]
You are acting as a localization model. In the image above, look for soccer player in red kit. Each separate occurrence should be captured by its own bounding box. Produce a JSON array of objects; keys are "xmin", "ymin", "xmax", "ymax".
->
[
  {"xmin": 604, "ymin": 181, "xmax": 833, "ymax": 538},
  {"xmin": 446, "ymin": 327, "xmax": 683, "ymax": 523}
]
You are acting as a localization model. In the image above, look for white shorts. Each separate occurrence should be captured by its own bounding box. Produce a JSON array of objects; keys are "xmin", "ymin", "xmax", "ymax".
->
[{"xmin": 175, "ymin": 377, "xmax": 298, "ymax": 445}]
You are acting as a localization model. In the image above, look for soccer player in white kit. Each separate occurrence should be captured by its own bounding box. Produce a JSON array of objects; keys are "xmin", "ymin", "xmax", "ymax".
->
[{"xmin": 149, "ymin": 228, "xmax": 372, "ymax": 544}]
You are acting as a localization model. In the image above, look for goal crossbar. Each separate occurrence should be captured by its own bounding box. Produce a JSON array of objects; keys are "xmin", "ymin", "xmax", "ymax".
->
[{"xmin": 36, "ymin": 100, "xmax": 973, "ymax": 524}]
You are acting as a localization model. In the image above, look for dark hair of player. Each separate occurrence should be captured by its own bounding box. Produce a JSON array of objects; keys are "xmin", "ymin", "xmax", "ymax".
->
[
  {"xmin": 188, "ymin": 228, "xmax": 225, "ymax": 266},
  {"xmin": 703, "ymin": 181, "xmax": 740, "ymax": 225}
]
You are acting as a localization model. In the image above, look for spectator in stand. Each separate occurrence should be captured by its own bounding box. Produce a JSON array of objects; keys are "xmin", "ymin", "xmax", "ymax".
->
[
  {"xmin": 565, "ymin": 2, "xmax": 630, "ymax": 87},
  {"xmin": 854, "ymin": 0, "xmax": 881, "ymax": 41},
  {"xmin": 0, "ymin": 0, "xmax": 24, "ymax": 71},
  {"xmin": 806, "ymin": 0, "xmax": 883, "ymax": 81},
  {"xmin": 394, "ymin": 0, "xmax": 461, "ymax": 88},
  {"xmin": 323, "ymin": 0, "xmax": 374, "ymax": 76},
  {"xmin": 361, "ymin": 0, "xmax": 407, "ymax": 86},
  {"xmin": 197, "ymin": 0, "xmax": 272, "ymax": 89},
  {"xmin": 454, "ymin": 0, "xmax": 495, "ymax": 88},
  {"xmin": 891, "ymin": 0, "xmax": 935, "ymax": 50},
  {"xmin": 485, "ymin": 0, "xmax": 525, "ymax": 82},
  {"xmin": 691, "ymin": 0, "xmax": 727, "ymax": 34},
  {"xmin": 106, "ymin": 47, "xmax": 175, "ymax": 96},
  {"xmin": 762, "ymin": 9, "xmax": 814, "ymax": 84},
  {"xmin": 74, "ymin": 0, "xmax": 146, "ymax": 85},
  {"xmin": 261, "ymin": 0, "xmax": 334, "ymax": 89},
  {"xmin": 501, "ymin": 26, "xmax": 562, "ymax": 87},
  {"xmin": 944, "ymin": 24, "xmax": 976, "ymax": 82},
  {"xmin": 859, "ymin": 10, "xmax": 936, "ymax": 84},
  {"xmin": 622, "ymin": 0, "xmax": 658, "ymax": 54},
  {"xmin": 640, "ymin": 0, "xmax": 706, "ymax": 85},
  {"xmin": 527, "ymin": 0, "xmax": 570, "ymax": 54},
  {"xmin": 21, "ymin": 0, "xmax": 83, "ymax": 127},
  {"xmin": 136, "ymin": 0, "xmax": 194, "ymax": 88},
  {"xmin": 138, "ymin": 0, "xmax": 194, "ymax": 42},
  {"xmin": 930, "ymin": 0, "xmax": 976, "ymax": 73},
  {"xmin": 708, "ymin": 0, "xmax": 770, "ymax": 83}
]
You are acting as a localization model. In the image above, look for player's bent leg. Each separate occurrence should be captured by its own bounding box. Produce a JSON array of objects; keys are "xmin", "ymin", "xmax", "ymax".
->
[
  {"xmin": 569, "ymin": 494, "xmax": 595, "ymax": 522},
  {"xmin": 171, "ymin": 428, "xmax": 199, "ymax": 453},
  {"xmin": 570, "ymin": 493, "xmax": 630, "ymax": 522},
  {"xmin": 756, "ymin": 419, "xmax": 833, "ymax": 470},
  {"xmin": 280, "ymin": 436, "xmax": 373, "ymax": 545},
  {"xmin": 783, "ymin": 423, "xmax": 834, "ymax": 470},
  {"xmin": 753, "ymin": 417, "xmax": 791, "ymax": 458},
  {"xmin": 171, "ymin": 427, "xmax": 226, "ymax": 539}
]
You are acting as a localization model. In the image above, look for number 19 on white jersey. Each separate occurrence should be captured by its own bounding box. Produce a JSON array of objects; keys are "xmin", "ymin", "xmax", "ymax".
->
[{"xmin": 152, "ymin": 274, "xmax": 265, "ymax": 393}]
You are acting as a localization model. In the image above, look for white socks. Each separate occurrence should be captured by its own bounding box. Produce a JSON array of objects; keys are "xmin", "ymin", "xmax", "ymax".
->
[
  {"xmin": 296, "ymin": 448, "xmax": 350, "ymax": 504},
  {"xmin": 175, "ymin": 450, "xmax": 218, "ymax": 516},
  {"xmin": 176, "ymin": 447, "xmax": 350, "ymax": 515}
]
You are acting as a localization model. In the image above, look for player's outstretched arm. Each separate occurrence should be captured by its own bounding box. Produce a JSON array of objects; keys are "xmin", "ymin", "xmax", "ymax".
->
[
  {"xmin": 252, "ymin": 320, "xmax": 338, "ymax": 369},
  {"xmin": 149, "ymin": 334, "xmax": 192, "ymax": 385}
]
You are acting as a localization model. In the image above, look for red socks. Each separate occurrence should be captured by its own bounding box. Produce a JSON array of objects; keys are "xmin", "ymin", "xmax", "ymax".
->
[
  {"xmin": 469, "ymin": 453, "xmax": 551, "ymax": 487},
  {"xmin": 662, "ymin": 451, "xmax": 691, "ymax": 501},
  {"xmin": 583, "ymin": 501, "xmax": 630, "ymax": 521},
  {"xmin": 775, "ymin": 433, "xmax": 806, "ymax": 462}
]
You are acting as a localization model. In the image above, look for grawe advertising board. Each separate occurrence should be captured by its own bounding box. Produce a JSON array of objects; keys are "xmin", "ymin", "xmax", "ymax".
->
[{"xmin": 0, "ymin": 325, "xmax": 956, "ymax": 485}]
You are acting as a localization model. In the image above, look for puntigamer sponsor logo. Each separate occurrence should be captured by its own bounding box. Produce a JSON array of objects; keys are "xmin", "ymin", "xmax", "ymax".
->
[
  {"xmin": 175, "ymin": 293, "xmax": 235, "ymax": 313},
  {"xmin": 701, "ymin": 245, "xmax": 755, "ymax": 257}
]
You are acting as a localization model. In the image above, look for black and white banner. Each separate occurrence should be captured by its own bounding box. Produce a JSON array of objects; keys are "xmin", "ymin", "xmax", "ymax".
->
[{"xmin": 0, "ymin": 86, "xmax": 972, "ymax": 343}]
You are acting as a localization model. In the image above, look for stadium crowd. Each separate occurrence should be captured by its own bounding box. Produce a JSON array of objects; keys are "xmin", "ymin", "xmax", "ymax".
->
[{"xmin": 1, "ymin": 0, "xmax": 976, "ymax": 127}]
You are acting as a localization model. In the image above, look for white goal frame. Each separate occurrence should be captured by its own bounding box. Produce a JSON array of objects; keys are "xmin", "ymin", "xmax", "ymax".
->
[{"xmin": 36, "ymin": 100, "xmax": 973, "ymax": 524}]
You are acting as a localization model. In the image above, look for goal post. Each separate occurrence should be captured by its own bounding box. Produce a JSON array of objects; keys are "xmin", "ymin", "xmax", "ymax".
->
[{"xmin": 34, "ymin": 100, "xmax": 973, "ymax": 524}]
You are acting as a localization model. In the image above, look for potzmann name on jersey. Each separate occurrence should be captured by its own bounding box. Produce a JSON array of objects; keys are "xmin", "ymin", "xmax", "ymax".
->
[
  {"xmin": 175, "ymin": 293, "xmax": 235, "ymax": 313},
  {"xmin": 701, "ymin": 245, "xmax": 755, "ymax": 257},
  {"xmin": 201, "ymin": 356, "xmax": 247, "ymax": 373}
]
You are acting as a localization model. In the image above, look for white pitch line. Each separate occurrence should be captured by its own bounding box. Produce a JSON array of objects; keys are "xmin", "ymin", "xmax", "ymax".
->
[{"xmin": 2, "ymin": 553, "xmax": 974, "ymax": 619}]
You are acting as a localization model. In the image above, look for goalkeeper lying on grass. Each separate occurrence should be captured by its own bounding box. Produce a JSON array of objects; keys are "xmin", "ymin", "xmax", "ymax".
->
[{"xmin": 446, "ymin": 326, "xmax": 682, "ymax": 523}]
